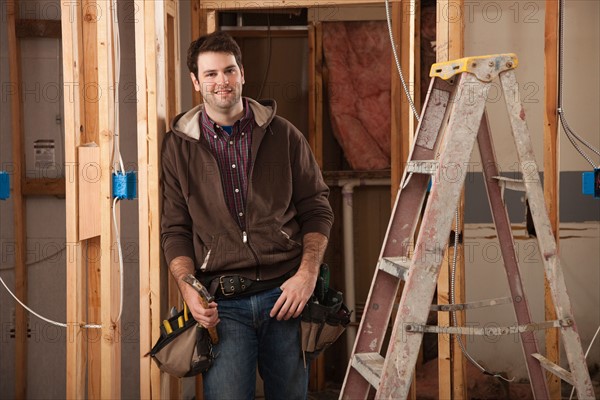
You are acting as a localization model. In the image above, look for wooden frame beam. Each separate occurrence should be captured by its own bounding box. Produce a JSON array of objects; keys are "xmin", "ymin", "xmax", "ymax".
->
[
  {"xmin": 15, "ymin": 19, "xmax": 61, "ymax": 38},
  {"xmin": 61, "ymin": 1, "xmax": 87, "ymax": 398},
  {"xmin": 137, "ymin": 1, "xmax": 181, "ymax": 398},
  {"xmin": 97, "ymin": 2, "xmax": 121, "ymax": 397},
  {"xmin": 7, "ymin": 1, "xmax": 29, "ymax": 397},
  {"xmin": 200, "ymin": 0, "xmax": 401, "ymax": 9},
  {"xmin": 543, "ymin": 0, "xmax": 560, "ymax": 397},
  {"xmin": 62, "ymin": 1, "xmax": 122, "ymax": 398},
  {"xmin": 308, "ymin": 22, "xmax": 323, "ymax": 167}
]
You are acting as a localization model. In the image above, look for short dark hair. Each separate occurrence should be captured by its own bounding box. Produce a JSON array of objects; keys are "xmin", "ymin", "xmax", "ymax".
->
[{"xmin": 187, "ymin": 31, "xmax": 243, "ymax": 78}]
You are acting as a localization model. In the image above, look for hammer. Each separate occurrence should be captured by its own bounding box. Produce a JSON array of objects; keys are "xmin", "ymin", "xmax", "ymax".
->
[{"xmin": 182, "ymin": 274, "xmax": 219, "ymax": 344}]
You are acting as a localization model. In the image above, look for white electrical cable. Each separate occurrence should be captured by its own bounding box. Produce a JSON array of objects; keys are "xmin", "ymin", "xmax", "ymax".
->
[
  {"xmin": 0, "ymin": 275, "xmax": 101, "ymax": 329},
  {"xmin": 111, "ymin": 0, "xmax": 125, "ymax": 174},
  {"xmin": 450, "ymin": 208, "xmax": 514, "ymax": 382},
  {"xmin": 112, "ymin": 196, "xmax": 125, "ymax": 323},
  {"xmin": 384, "ymin": 0, "xmax": 420, "ymax": 122}
]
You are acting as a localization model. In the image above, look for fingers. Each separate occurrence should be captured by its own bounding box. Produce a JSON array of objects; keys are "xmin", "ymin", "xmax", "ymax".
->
[
  {"xmin": 270, "ymin": 292, "xmax": 307, "ymax": 321},
  {"xmin": 189, "ymin": 299, "xmax": 220, "ymax": 328}
]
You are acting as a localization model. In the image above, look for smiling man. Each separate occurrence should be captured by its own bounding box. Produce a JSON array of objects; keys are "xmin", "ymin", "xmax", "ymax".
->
[{"xmin": 160, "ymin": 32, "xmax": 334, "ymax": 399}]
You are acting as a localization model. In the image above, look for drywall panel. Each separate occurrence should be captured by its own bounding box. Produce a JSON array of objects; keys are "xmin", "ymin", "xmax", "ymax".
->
[
  {"xmin": 465, "ymin": 0, "xmax": 599, "ymax": 173},
  {"xmin": 464, "ymin": 222, "xmax": 600, "ymax": 380}
]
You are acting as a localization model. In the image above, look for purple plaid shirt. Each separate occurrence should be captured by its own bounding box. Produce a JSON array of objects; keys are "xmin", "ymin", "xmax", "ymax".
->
[{"xmin": 201, "ymin": 99, "xmax": 254, "ymax": 230}]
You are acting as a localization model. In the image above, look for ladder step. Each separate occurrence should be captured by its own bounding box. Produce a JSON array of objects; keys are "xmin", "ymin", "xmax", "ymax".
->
[
  {"xmin": 493, "ymin": 176, "xmax": 526, "ymax": 192},
  {"xmin": 531, "ymin": 353, "xmax": 574, "ymax": 386},
  {"xmin": 405, "ymin": 319, "xmax": 569, "ymax": 336},
  {"xmin": 431, "ymin": 296, "xmax": 512, "ymax": 311},
  {"xmin": 378, "ymin": 257, "xmax": 410, "ymax": 280},
  {"xmin": 352, "ymin": 352, "xmax": 384, "ymax": 389},
  {"xmin": 406, "ymin": 160, "xmax": 439, "ymax": 175}
]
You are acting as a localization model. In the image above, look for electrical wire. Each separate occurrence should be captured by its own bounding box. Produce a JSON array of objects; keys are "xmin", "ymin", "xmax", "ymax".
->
[
  {"xmin": 256, "ymin": 13, "xmax": 272, "ymax": 100},
  {"xmin": 110, "ymin": 0, "xmax": 125, "ymax": 325},
  {"xmin": 111, "ymin": 0, "xmax": 125, "ymax": 174},
  {"xmin": 557, "ymin": 0, "xmax": 599, "ymax": 169},
  {"xmin": 384, "ymin": 0, "xmax": 420, "ymax": 121},
  {"xmin": 0, "ymin": 275, "xmax": 101, "ymax": 329},
  {"xmin": 112, "ymin": 196, "xmax": 125, "ymax": 323},
  {"xmin": 450, "ymin": 208, "xmax": 514, "ymax": 383}
]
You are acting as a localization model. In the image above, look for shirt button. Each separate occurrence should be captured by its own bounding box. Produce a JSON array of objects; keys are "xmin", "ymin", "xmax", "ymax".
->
[
  {"xmin": 213, "ymin": 135, "xmax": 217, "ymax": 139},
  {"xmin": 229, "ymin": 141, "xmax": 233, "ymax": 145},
  {"xmin": 239, "ymin": 212, "xmax": 244, "ymax": 217},
  {"xmin": 241, "ymin": 132, "xmax": 245, "ymax": 136},
  {"xmin": 235, "ymin": 188, "xmax": 240, "ymax": 193},
  {"xmin": 232, "ymin": 164, "xmax": 236, "ymax": 169}
]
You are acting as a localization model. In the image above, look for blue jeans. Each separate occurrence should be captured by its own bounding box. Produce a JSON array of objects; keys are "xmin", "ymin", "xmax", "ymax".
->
[{"xmin": 203, "ymin": 287, "xmax": 309, "ymax": 400}]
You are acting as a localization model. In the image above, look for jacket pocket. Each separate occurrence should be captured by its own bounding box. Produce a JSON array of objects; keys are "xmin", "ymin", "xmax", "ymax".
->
[{"xmin": 278, "ymin": 229, "xmax": 302, "ymax": 249}]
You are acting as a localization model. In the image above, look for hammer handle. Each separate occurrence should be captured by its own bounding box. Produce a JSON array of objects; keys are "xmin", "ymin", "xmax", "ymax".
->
[
  {"xmin": 196, "ymin": 296, "xmax": 219, "ymax": 345},
  {"xmin": 182, "ymin": 274, "xmax": 219, "ymax": 344}
]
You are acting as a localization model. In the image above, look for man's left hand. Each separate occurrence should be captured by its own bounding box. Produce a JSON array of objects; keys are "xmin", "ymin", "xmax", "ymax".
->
[{"xmin": 270, "ymin": 268, "xmax": 317, "ymax": 320}]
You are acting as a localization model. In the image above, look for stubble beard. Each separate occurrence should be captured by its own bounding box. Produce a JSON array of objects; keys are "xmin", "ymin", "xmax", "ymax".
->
[{"xmin": 203, "ymin": 84, "xmax": 243, "ymax": 114}]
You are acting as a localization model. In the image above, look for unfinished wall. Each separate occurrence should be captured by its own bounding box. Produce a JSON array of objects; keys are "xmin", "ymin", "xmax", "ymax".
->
[
  {"xmin": 311, "ymin": 0, "xmax": 599, "ymax": 383},
  {"xmin": 462, "ymin": 0, "xmax": 600, "ymax": 379},
  {"xmin": 0, "ymin": 1, "xmax": 140, "ymax": 398}
]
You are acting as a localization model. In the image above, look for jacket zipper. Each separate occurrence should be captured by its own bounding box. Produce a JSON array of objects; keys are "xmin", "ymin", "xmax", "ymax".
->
[
  {"xmin": 241, "ymin": 229, "xmax": 261, "ymax": 280},
  {"xmin": 243, "ymin": 126, "xmax": 261, "ymax": 280}
]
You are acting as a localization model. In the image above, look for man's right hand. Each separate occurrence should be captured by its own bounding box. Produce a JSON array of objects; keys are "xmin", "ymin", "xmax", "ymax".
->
[
  {"xmin": 181, "ymin": 284, "xmax": 220, "ymax": 328},
  {"xmin": 170, "ymin": 256, "xmax": 220, "ymax": 328}
]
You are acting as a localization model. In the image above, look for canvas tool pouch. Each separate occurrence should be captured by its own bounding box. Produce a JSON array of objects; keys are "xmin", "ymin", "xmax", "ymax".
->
[
  {"xmin": 301, "ymin": 287, "xmax": 351, "ymax": 359},
  {"xmin": 148, "ymin": 305, "xmax": 215, "ymax": 378}
]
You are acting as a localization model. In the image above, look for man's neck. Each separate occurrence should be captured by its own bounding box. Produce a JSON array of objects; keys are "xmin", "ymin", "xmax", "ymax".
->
[{"xmin": 204, "ymin": 104, "xmax": 244, "ymax": 126}]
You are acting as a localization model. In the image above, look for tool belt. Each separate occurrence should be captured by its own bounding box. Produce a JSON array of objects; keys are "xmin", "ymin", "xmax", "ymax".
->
[
  {"xmin": 147, "ymin": 303, "xmax": 215, "ymax": 378},
  {"xmin": 301, "ymin": 264, "xmax": 352, "ymax": 360},
  {"xmin": 204, "ymin": 269, "xmax": 296, "ymax": 300}
]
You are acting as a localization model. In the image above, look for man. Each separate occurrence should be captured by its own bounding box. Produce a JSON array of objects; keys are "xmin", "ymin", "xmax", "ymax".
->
[{"xmin": 160, "ymin": 31, "xmax": 334, "ymax": 399}]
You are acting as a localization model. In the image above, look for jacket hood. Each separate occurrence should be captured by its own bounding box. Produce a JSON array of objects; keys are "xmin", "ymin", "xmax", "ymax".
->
[{"xmin": 169, "ymin": 98, "xmax": 277, "ymax": 141}]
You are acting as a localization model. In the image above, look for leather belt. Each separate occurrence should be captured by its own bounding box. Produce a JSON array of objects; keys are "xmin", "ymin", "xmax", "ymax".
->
[{"xmin": 207, "ymin": 269, "xmax": 296, "ymax": 300}]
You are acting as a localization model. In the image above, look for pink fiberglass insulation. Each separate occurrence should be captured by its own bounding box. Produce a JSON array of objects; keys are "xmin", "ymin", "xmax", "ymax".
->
[{"xmin": 323, "ymin": 21, "xmax": 391, "ymax": 170}]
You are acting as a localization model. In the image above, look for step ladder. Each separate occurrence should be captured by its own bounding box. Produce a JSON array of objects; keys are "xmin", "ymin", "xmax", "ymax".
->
[{"xmin": 340, "ymin": 54, "xmax": 595, "ymax": 399}]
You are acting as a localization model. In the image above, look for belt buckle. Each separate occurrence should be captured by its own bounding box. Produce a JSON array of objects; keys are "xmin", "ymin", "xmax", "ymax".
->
[{"xmin": 219, "ymin": 276, "xmax": 236, "ymax": 297}]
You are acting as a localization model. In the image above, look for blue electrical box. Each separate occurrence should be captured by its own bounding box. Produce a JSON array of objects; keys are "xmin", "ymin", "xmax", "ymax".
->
[
  {"xmin": 112, "ymin": 171, "xmax": 137, "ymax": 200},
  {"xmin": 0, "ymin": 172, "xmax": 9, "ymax": 200},
  {"xmin": 582, "ymin": 168, "xmax": 600, "ymax": 199}
]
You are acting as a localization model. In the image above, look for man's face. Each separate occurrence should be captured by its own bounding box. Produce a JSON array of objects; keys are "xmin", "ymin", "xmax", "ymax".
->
[{"xmin": 191, "ymin": 51, "xmax": 245, "ymax": 114}]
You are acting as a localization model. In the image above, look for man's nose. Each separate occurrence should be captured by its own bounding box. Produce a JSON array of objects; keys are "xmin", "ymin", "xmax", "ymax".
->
[{"xmin": 218, "ymin": 73, "xmax": 229, "ymax": 85}]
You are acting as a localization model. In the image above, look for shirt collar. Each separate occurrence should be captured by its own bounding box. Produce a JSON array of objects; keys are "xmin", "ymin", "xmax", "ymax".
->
[{"xmin": 201, "ymin": 98, "xmax": 254, "ymax": 138}]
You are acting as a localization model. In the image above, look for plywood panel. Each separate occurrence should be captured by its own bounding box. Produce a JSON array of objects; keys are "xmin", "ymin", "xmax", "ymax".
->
[{"xmin": 78, "ymin": 146, "xmax": 100, "ymax": 240}]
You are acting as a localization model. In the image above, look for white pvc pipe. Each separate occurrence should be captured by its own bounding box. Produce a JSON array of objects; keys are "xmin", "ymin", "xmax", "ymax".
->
[{"xmin": 335, "ymin": 178, "xmax": 391, "ymax": 358}]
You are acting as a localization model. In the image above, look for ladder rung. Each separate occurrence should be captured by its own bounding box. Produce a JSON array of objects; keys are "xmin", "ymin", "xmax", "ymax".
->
[
  {"xmin": 352, "ymin": 352, "xmax": 384, "ymax": 389},
  {"xmin": 493, "ymin": 176, "xmax": 526, "ymax": 192},
  {"xmin": 378, "ymin": 257, "xmax": 410, "ymax": 280},
  {"xmin": 431, "ymin": 296, "xmax": 512, "ymax": 312},
  {"xmin": 406, "ymin": 160, "xmax": 438, "ymax": 175},
  {"xmin": 531, "ymin": 353, "xmax": 574, "ymax": 385},
  {"xmin": 405, "ymin": 319, "xmax": 570, "ymax": 336}
]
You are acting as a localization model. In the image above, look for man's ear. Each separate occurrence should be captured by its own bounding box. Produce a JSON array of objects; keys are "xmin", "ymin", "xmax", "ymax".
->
[
  {"xmin": 240, "ymin": 67, "xmax": 245, "ymax": 85},
  {"xmin": 190, "ymin": 72, "xmax": 200, "ymax": 91}
]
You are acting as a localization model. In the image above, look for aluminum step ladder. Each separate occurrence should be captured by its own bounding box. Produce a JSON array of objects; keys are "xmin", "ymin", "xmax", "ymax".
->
[{"xmin": 339, "ymin": 53, "xmax": 595, "ymax": 399}]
